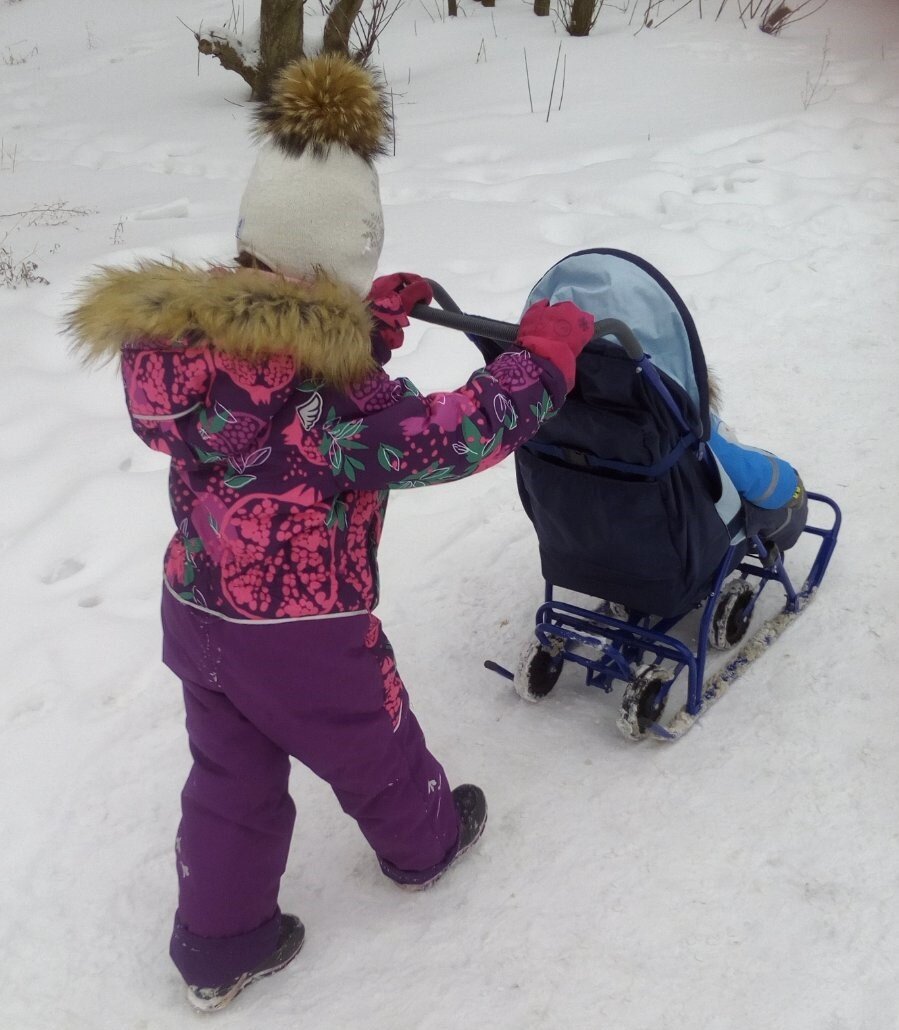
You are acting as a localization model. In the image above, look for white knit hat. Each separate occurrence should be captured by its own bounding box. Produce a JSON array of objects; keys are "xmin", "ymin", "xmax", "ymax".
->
[{"xmin": 236, "ymin": 54, "xmax": 391, "ymax": 296}]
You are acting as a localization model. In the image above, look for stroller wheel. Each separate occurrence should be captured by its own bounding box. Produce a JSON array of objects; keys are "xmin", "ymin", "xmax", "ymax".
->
[
  {"xmin": 617, "ymin": 665, "xmax": 670, "ymax": 741},
  {"xmin": 513, "ymin": 639, "xmax": 564, "ymax": 703},
  {"xmin": 709, "ymin": 579, "xmax": 755, "ymax": 651}
]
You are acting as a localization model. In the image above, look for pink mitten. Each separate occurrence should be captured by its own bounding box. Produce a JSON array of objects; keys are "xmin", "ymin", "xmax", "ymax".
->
[
  {"xmin": 369, "ymin": 273, "xmax": 434, "ymax": 349},
  {"xmin": 516, "ymin": 299, "xmax": 595, "ymax": 390}
]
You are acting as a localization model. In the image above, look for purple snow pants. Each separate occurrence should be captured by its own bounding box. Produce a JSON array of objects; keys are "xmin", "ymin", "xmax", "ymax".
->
[{"xmin": 161, "ymin": 589, "xmax": 460, "ymax": 988}]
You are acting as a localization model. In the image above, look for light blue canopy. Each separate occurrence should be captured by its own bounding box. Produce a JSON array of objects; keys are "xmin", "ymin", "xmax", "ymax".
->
[{"xmin": 525, "ymin": 250, "xmax": 701, "ymax": 413}]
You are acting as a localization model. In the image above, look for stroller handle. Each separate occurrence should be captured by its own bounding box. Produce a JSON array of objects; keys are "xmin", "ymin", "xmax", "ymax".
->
[{"xmin": 408, "ymin": 282, "xmax": 645, "ymax": 360}]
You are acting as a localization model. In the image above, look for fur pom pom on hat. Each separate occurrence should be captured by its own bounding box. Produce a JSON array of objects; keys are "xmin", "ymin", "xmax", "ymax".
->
[
  {"xmin": 255, "ymin": 53, "xmax": 391, "ymax": 160},
  {"xmin": 237, "ymin": 54, "xmax": 391, "ymax": 296}
]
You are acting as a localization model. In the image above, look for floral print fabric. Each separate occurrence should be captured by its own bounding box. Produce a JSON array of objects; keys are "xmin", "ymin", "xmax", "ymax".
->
[{"xmin": 122, "ymin": 332, "xmax": 566, "ymax": 621}]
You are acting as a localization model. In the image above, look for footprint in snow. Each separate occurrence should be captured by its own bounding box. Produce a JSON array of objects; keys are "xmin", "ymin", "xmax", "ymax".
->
[{"xmin": 41, "ymin": 558, "xmax": 85, "ymax": 585}]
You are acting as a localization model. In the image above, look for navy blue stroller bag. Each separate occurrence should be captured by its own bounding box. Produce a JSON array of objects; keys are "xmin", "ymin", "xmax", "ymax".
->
[{"xmin": 515, "ymin": 249, "xmax": 736, "ymax": 618}]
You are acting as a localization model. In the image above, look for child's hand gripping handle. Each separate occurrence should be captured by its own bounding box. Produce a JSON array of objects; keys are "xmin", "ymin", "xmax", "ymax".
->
[
  {"xmin": 369, "ymin": 273, "xmax": 435, "ymax": 349},
  {"xmin": 515, "ymin": 299, "xmax": 595, "ymax": 390},
  {"xmin": 407, "ymin": 284, "xmax": 646, "ymax": 371}
]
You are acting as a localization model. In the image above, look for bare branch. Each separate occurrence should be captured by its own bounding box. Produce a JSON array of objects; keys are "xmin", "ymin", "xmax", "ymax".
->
[
  {"xmin": 196, "ymin": 31, "xmax": 259, "ymax": 92},
  {"xmin": 352, "ymin": 0, "xmax": 406, "ymax": 61}
]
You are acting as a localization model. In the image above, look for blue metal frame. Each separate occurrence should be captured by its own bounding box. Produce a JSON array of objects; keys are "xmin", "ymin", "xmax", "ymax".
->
[{"xmin": 488, "ymin": 495, "xmax": 841, "ymax": 725}]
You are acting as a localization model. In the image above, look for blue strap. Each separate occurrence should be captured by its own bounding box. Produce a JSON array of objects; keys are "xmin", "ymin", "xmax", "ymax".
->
[
  {"xmin": 637, "ymin": 356, "xmax": 696, "ymax": 438},
  {"xmin": 524, "ymin": 432, "xmax": 698, "ymax": 478}
]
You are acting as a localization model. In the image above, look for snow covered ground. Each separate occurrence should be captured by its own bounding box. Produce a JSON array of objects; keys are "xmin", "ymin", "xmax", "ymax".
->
[{"xmin": 2, "ymin": 0, "xmax": 898, "ymax": 1027}]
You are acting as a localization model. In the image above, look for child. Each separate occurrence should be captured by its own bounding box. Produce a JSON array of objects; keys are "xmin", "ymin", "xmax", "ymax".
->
[
  {"xmin": 709, "ymin": 412, "xmax": 807, "ymax": 558},
  {"xmin": 67, "ymin": 54, "xmax": 594, "ymax": 1012}
]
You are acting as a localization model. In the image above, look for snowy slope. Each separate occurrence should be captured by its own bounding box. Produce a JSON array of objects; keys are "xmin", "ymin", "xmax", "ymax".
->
[{"xmin": 1, "ymin": 1, "xmax": 898, "ymax": 1027}]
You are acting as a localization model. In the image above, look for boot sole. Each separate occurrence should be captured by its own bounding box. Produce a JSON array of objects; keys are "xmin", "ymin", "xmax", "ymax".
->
[
  {"xmin": 398, "ymin": 810, "xmax": 488, "ymax": 892},
  {"xmin": 186, "ymin": 935, "xmax": 305, "ymax": 1013}
]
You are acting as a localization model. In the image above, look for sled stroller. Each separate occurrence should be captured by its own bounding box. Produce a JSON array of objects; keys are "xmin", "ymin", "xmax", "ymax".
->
[{"xmin": 412, "ymin": 249, "xmax": 841, "ymax": 742}]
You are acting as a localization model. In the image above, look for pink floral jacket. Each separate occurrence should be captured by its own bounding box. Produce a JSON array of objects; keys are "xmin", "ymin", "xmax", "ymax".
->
[{"xmin": 68, "ymin": 262, "xmax": 567, "ymax": 621}]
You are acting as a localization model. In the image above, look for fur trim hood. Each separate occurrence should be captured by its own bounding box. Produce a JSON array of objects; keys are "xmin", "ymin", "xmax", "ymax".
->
[{"xmin": 65, "ymin": 260, "xmax": 377, "ymax": 387}]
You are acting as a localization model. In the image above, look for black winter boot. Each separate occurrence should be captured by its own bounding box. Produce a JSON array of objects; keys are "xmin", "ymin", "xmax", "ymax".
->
[
  {"xmin": 186, "ymin": 914, "xmax": 305, "ymax": 1013},
  {"xmin": 395, "ymin": 784, "xmax": 488, "ymax": 892}
]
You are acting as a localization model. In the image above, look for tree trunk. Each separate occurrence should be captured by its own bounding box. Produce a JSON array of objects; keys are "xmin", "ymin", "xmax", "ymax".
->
[
  {"xmin": 322, "ymin": 0, "xmax": 366, "ymax": 54},
  {"xmin": 256, "ymin": 0, "xmax": 304, "ymax": 99},
  {"xmin": 568, "ymin": 0, "xmax": 597, "ymax": 34},
  {"xmin": 533, "ymin": 0, "xmax": 550, "ymax": 14},
  {"xmin": 760, "ymin": 3, "xmax": 791, "ymax": 35},
  {"xmin": 448, "ymin": 0, "xmax": 458, "ymax": 15}
]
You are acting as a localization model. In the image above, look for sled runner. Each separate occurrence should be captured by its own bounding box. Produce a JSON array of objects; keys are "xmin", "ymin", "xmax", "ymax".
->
[{"xmin": 411, "ymin": 249, "xmax": 841, "ymax": 742}]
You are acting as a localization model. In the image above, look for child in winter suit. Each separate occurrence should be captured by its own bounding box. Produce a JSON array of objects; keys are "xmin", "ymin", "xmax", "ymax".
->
[
  {"xmin": 709, "ymin": 412, "xmax": 807, "ymax": 556},
  {"xmin": 67, "ymin": 55, "xmax": 594, "ymax": 1011}
]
